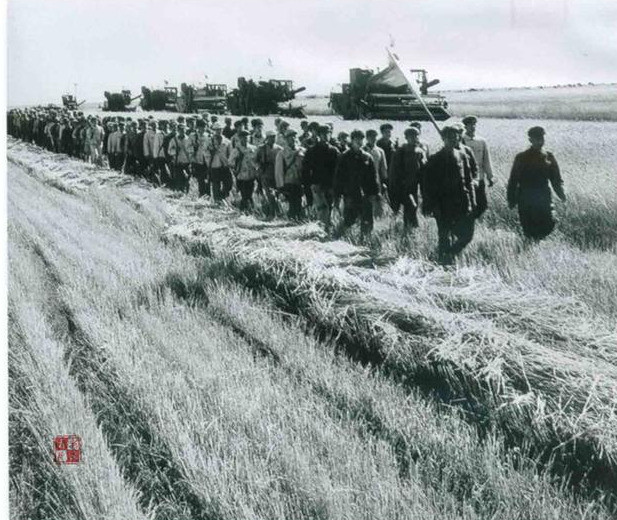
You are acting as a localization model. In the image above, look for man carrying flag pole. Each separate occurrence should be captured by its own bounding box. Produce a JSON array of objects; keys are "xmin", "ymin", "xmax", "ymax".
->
[{"xmin": 386, "ymin": 46, "xmax": 478, "ymax": 263}]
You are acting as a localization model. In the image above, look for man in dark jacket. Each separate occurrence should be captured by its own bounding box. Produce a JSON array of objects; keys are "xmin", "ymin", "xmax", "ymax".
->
[
  {"xmin": 389, "ymin": 127, "xmax": 428, "ymax": 231},
  {"xmin": 302, "ymin": 125, "xmax": 340, "ymax": 232},
  {"xmin": 376, "ymin": 123, "xmax": 397, "ymax": 170},
  {"xmin": 423, "ymin": 126, "xmax": 477, "ymax": 264},
  {"xmin": 333, "ymin": 129, "xmax": 378, "ymax": 236},
  {"xmin": 507, "ymin": 126, "xmax": 566, "ymax": 240}
]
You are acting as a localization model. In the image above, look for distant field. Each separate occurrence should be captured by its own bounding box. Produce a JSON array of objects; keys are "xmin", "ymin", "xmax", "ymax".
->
[{"xmin": 291, "ymin": 84, "xmax": 617, "ymax": 121}]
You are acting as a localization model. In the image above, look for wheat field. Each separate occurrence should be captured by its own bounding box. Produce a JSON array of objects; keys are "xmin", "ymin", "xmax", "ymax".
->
[{"xmin": 7, "ymin": 106, "xmax": 617, "ymax": 519}]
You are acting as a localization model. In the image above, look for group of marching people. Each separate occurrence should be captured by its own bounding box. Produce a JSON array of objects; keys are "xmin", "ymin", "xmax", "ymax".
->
[{"xmin": 8, "ymin": 107, "xmax": 566, "ymax": 265}]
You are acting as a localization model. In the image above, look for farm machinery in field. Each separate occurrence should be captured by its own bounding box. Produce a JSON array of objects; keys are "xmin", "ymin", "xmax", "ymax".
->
[
  {"xmin": 140, "ymin": 86, "xmax": 179, "ymax": 111},
  {"xmin": 177, "ymin": 83, "xmax": 228, "ymax": 114},
  {"xmin": 102, "ymin": 90, "xmax": 141, "ymax": 112},
  {"xmin": 329, "ymin": 61, "xmax": 450, "ymax": 121},
  {"xmin": 227, "ymin": 78, "xmax": 307, "ymax": 117},
  {"xmin": 61, "ymin": 94, "xmax": 85, "ymax": 110}
]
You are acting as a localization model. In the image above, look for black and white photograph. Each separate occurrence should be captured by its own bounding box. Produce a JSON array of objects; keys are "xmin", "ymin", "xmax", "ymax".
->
[{"xmin": 5, "ymin": 0, "xmax": 617, "ymax": 518}]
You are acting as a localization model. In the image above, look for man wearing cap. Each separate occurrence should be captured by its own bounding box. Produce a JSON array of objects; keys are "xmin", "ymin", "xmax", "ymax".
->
[
  {"xmin": 275, "ymin": 129, "xmax": 306, "ymax": 220},
  {"xmin": 377, "ymin": 123, "xmax": 397, "ymax": 168},
  {"xmin": 191, "ymin": 119, "xmax": 211, "ymax": 197},
  {"xmin": 276, "ymin": 121, "xmax": 291, "ymax": 148},
  {"xmin": 410, "ymin": 122, "xmax": 430, "ymax": 157},
  {"xmin": 462, "ymin": 116, "xmax": 494, "ymax": 217},
  {"xmin": 123, "ymin": 121, "xmax": 139, "ymax": 176},
  {"xmin": 86, "ymin": 117, "xmax": 104, "ymax": 165},
  {"xmin": 222, "ymin": 117, "xmax": 235, "ymax": 139},
  {"xmin": 250, "ymin": 118, "xmax": 265, "ymax": 147},
  {"xmin": 389, "ymin": 126, "xmax": 428, "ymax": 231},
  {"xmin": 302, "ymin": 125, "xmax": 340, "ymax": 231},
  {"xmin": 507, "ymin": 127, "xmax": 566, "ymax": 240},
  {"xmin": 423, "ymin": 125, "xmax": 477, "ymax": 264},
  {"xmin": 229, "ymin": 129, "xmax": 259, "ymax": 211},
  {"xmin": 107, "ymin": 122, "xmax": 124, "ymax": 171},
  {"xmin": 168, "ymin": 124, "xmax": 192, "ymax": 192},
  {"xmin": 256, "ymin": 130, "xmax": 283, "ymax": 218},
  {"xmin": 364, "ymin": 129, "xmax": 388, "ymax": 187},
  {"xmin": 206, "ymin": 123, "xmax": 233, "ymax": 202},
  {"xmin": 144, "ymin": 121, "xmax": 169, "ymax": 186},
  {"xmin": 333, "ymin": 129, "xmax": 379, "ymax": 237},
  {"xmin": 335, "ymin": 131, "xmax": 350, "ymax": 154}
]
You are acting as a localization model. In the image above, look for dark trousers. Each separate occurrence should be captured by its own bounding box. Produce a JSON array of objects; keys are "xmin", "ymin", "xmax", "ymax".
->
[
  {"xmin": 237, "ymin": 179, "xmax": 255, "ymax": 211},
  {"xmin": 173, "ymin": 163, "xmax": 190, "ymax": 192},
  {"xmin": 402, "ymin": 184, "xmax": 420, "ymax": 229},
  {"xmin": 109, "ymin": 153, "xmax": 124, "ymax": 171},
  {"xmin": 343, "ymin": 196, "xmax": 373, "ymax": 235},
  {"xmin": 192, "ymin": 163, "xmax": 210, "ymax": 197},
  {"xmin": 284, "ymin": 184, "xmax": 303, "ymax": 220},
  {"xmin": 474, "ymin": 180, "xmax": 488, "ymax": 218},
  {"xmin": 435, "ymin": 214, "xmax": 475, "ymax": 264},
  {"xmin": 211, "ymin": 167, "xmax": 233, "ymax": 201},
  {"xmin": 519, "ymin": 204, "xmax": 555, "ymax": 240}
]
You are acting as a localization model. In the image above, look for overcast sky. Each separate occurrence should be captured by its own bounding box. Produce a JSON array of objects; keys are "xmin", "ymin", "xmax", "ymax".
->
[{"xmin": 8, "ymin": 0, "xmax": 617, "ymax": 106}]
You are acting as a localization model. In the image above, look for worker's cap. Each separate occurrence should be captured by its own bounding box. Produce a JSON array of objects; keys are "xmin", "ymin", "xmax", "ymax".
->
[
  {"xmin": 250, "ymin": 118, "xmax": 263, "ymax": 127},
  {"xmin": 224, "ymin": 117, "xmax": 232, "ymax": 123},
  {"xmin": 528, "ymin": 126, "xmax": 545, "ymax": 138},
  {"xmin": 118, "ymin": 122, "xmax": 125, "ymax": 127},
  {"xmin": 211, "ymin": 122, "xmax": 222, "ymax": 130},
  {"xmin": 409, "ymin": 121, "xmax": 422, "ymax": 130},
  {"xmin": 233, "ymin": 120, "xmax": 243, "ymax": 128},
  {"xmin": 279, "ymin": 120, "xmax": 290, "ymax": 129},
  {"xmin": 176, "ymin": 115, "xmax": 185, "ymax": 122},
  {"xmin": 462, "ymin": 115, "xmax": 478, "ymax": 125},
  {"xmin": 285, "ymin": 129, "xmax": 298, "ymax": 138},
  {"xmin": 238, "ymin": 129, "xmax": 250, "ymax": 137},
  {"xmin": 404, "ymin": 127, "xmax": 420, "ymax": 138},
  {"xmin": 308, "ymin": 121, "xmax": 321, "ymax": 131},
  {"xmin": 300, "ymin": 120, "xmax": 309, "ymax": 127},
  {"xmin": 350, "ymin": 129, "xmax": 365, "ymax": 140},
  {"xmin": 379, "ymin": 123, "xmax": 393, "ymax": 132},
  {"xmin": 195, "ymin": 119, "xmax": 206, "ymax": 128},
  {"xmin": 451, "ymin": 122, "xmax": 466, "ymax": 133},
  {"xmin": 158, "ymin": 119, "xmax": 168, "ymax": 127},
  {"xmin": 337, "ymin": 131, "xmax": 349, "ymax": 138},
  {"xmin": 440, "ymin": 125, "xmax": 459, "ymax": 138},
  {"xmin": 265, "ymin": 130, "xmax": 276, "ymax": 137},
  {"xmin": 241, "ymin": 116, "xmax": 249, "ymax": 123},
  {"xmin": 316, "ymin": 125, "xmax": 331, "ymax": 135},
  {"xmin": 210, "ymin": 115, "xmax": 218, "ymax": 122},
  {"xmin": 366, "ymin": 129, "xmax": 378, "ymax": 138}
]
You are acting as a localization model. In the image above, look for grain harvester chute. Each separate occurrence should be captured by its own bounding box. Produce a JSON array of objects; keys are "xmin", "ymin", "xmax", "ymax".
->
[
  {"xmin": 228, "ymin": 78, "xmax": 306, "ymax": 116},
  {"xmin": 103, "ymin": 90, "xmax": 141, "ymax": 112},
  {"xmin": 140, "ymin": 86, "xmax": 178, "ymax": 111},
  {"xmin": 177, "ymin": 83, "xmax": 228, "ymax": 114},
  {"xmin": 329, "ymin": 58, "xmax": 450, "ymax": 121}
]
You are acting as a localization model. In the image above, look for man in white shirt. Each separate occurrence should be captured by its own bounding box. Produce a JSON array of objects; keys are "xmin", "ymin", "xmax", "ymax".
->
[{"xmin": 462, "ymin": 115, "xmax": 494, "ymax": 217}]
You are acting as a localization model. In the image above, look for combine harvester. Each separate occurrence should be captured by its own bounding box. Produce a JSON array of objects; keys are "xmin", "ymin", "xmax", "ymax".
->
[
  {"xmin": 140, "ymin": 85, "xmax": 179, "ymax": 111},
  {"xmin": 102, "ymin": 90, "xmax": 141, "ymax": 112},
  {"xmin": 228, "ymin": 78, "xmax": 307, "ymax": 117},
  {"xmin": 329, "ymin": 49, "xmax": 450, "ymax": 121},
  {"xmin": 61, "ymin": 94, "xmax": 86, "ymax": 110},
  {"xmin": 177, "ymin": 83, "xmax": 228, "ymax": 114}
]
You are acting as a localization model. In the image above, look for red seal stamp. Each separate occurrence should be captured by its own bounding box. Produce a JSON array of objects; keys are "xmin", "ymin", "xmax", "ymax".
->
[{"xmin": 53, "ymin": 435, "xmax": 82, "ymax": 465}]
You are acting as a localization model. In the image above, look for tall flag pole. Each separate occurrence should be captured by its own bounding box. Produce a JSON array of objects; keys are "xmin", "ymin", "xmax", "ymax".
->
[{"xmin": 385, "ymin": 47, "xmax": 442, "ymax": 136}]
